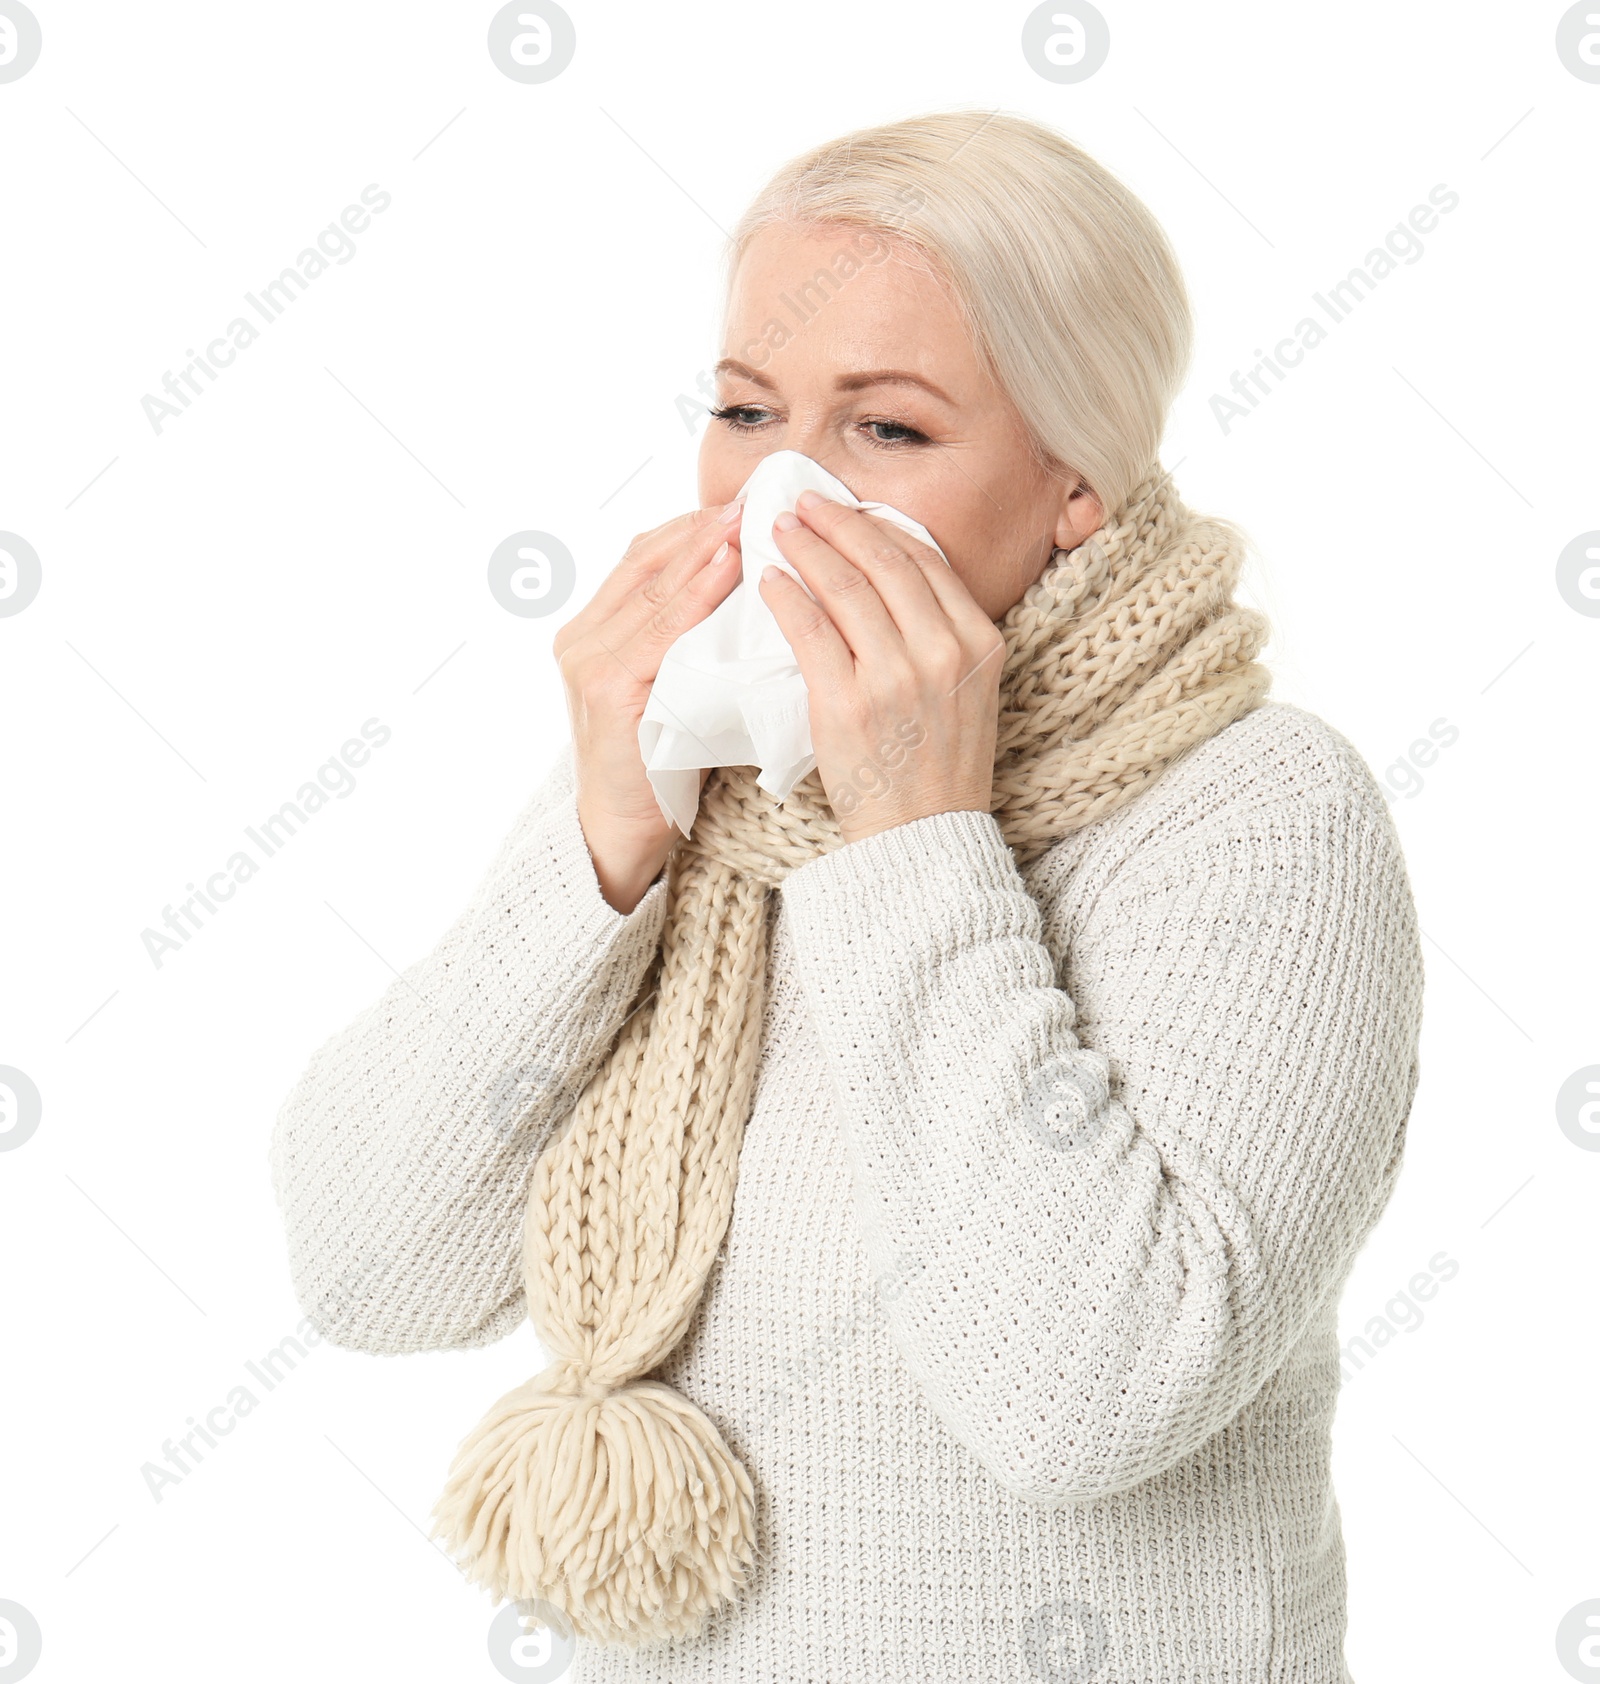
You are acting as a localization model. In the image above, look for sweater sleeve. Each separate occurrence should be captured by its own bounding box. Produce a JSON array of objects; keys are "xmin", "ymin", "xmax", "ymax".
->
[
  {"xmin": 777, "ymin": 786, "xmax": 1424, "ymax": 1504},
  {"xmin": 268, "ymin": 750, "xmax": 669, "ymax": 1355}
]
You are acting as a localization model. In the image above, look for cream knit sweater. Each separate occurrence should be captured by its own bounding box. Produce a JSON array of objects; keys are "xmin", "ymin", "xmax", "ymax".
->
[{"xmin": 269, "ymin": 699, "xmax": 1423, "ymax": 1683}]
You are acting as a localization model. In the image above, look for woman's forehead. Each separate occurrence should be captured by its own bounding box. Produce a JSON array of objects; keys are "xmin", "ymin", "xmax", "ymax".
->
[{"xmin": 723, "ymin": 227, "xmax": 979, "ymax": 391}]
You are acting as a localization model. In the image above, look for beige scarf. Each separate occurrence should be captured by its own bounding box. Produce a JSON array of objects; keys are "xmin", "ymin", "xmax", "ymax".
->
[{"xmin": 431, "ymin": 462, "xmax": 1272, "ymax": 1645}]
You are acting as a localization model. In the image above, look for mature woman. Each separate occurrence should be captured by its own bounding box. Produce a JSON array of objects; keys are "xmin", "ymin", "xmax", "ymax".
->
[{"xmin": 270, "ymin": 110, "xmax": 1423, "ymax": 1682}]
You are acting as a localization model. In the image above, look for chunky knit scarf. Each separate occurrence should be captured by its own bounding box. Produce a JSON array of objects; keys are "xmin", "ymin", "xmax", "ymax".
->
[{"xmin": 431, "ymin": 462, "xmax": 1273, "ymax": 1644}]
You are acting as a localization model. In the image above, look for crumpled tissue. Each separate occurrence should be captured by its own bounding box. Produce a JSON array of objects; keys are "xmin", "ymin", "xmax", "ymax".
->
[{"xmin": 638, "ymin": 449, "xmax": 947, "ymax": 835}]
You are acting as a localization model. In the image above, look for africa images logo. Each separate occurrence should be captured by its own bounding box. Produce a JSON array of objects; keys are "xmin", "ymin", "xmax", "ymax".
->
[{"xmin": 139, "ymin": 186, "xmax": 392, "ymax": 435}]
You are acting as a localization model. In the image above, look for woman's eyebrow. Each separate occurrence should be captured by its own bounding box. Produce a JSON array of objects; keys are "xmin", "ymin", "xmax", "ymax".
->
[
  {"xmin": 714, "ymin": 359, "xmax": 955, "ymax": 405},
  {"xmin": 837, "ymin": 368, "xmax": 955, "ymax": 403}
]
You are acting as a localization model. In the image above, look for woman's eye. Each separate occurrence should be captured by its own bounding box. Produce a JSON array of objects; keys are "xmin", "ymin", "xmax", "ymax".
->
[
  {"xmin": 862, "ymin": 419, "xmax": 927, "ymax": 447},
  {"xmin": 708, "ymin": 406, "xmax": 928, "ymax": 447},
  {"xmin": 709, "ymin": 405, "xmax": 769, "ymax": 431}
]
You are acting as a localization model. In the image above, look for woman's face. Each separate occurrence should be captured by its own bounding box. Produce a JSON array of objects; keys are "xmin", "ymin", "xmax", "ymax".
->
[{"xmin": 699, "ymin": 220, "xmax": 1104, "ymax": 621}]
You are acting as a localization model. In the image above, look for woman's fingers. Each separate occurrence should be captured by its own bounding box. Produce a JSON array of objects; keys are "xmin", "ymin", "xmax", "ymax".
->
[
  {"xmin": 752, "ymin": 496, "xmax": 1007, "ymax": 846},
  {"xmin": 795, "ymin": 496, "xmax": 996, "ymax": 641},
  {"xmin": 758, "ymin": 562, "xmax": 856, "ymax": 696},
  {"xmin": 617, "ymin": 502, "xmax": 740, "ymax": 597},
  {"xmin": 772, "ymin": 495, "xmax": 1005, "ymax": 681},
  {"xmin": 610, "ymin": 529, "xmax": 744, "ymax": 677},
  {"xmin": 768, "ymin": 508, "xmax": 917, "ymax": 665},
  {"xmin": 563, "ymin": 501, "xmax": 744, "ymax": 645}
]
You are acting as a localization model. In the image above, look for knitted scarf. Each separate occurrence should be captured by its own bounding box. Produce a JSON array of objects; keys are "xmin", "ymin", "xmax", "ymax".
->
[{"xmin": 431, "ymin": 462, "xmax": 1273, "ymax": 1644}]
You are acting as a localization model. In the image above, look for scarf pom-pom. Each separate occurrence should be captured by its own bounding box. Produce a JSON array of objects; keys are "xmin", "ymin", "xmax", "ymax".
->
[{"xmin": 431, "ymin": 1371, "xmax": 757, "ymax": 1647}]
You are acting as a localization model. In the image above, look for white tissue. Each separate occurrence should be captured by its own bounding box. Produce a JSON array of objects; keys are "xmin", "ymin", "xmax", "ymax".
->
[{"xmin": 638, "ymin": 449, "xmax": 947, "ymax": 835}]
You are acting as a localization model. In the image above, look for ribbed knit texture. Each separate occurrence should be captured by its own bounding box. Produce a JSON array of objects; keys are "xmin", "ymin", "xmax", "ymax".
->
[{"xmin": 269, "ymin": 699, "xmax": 1423, "ymax": 1683}]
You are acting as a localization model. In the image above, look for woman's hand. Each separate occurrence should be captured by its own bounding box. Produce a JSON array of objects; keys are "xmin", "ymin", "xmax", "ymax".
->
[
  {"xmin": 758, "ymin": 490, "xmax": 1006, "ymax": 845},
  {"xmin": 554, "ymin": 501, "xmax": 745, "ymax": 913}
]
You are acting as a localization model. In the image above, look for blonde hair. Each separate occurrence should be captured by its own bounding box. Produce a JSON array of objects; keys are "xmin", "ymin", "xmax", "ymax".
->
[{"xmin": 721, "ymin": 108, "xmax": 1194, "ymax": 519}]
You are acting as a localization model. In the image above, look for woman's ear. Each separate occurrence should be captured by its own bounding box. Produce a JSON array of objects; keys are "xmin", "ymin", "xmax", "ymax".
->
[{"xmin": 1054, "ymin": 477, "xmax": 1104, "ymax": 552}]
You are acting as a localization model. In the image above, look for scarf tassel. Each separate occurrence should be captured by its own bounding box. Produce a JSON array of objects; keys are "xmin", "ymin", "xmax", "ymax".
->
[{"xmin": 431, "ymin": 1366, "xmax": 757, "ymax": 1645}]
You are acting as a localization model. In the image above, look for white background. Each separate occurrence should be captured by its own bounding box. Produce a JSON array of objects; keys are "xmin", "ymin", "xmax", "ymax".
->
[{"xmin": 1, "ymin": 2, "xmax": 1595, "ymax": 1680}]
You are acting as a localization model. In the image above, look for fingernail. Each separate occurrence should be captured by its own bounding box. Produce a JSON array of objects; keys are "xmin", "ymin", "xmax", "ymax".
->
[
  {"xmin": 720, "ymin": 499, "xmax": 745, "ymax": 522},
  {"xmin": 711, "ymin": 541, "xmax": 730, "ymax": 565},
  {"xmin": 761, "ymin": 564, "xmax": 784, "ymax": 585},
  {"xmin": 773, "ymin": 510, "xmax": 802, "ymax": 531},
  {"xmin": 795, "ymin": 489, "xmax": 825, "ymax": 511}
]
